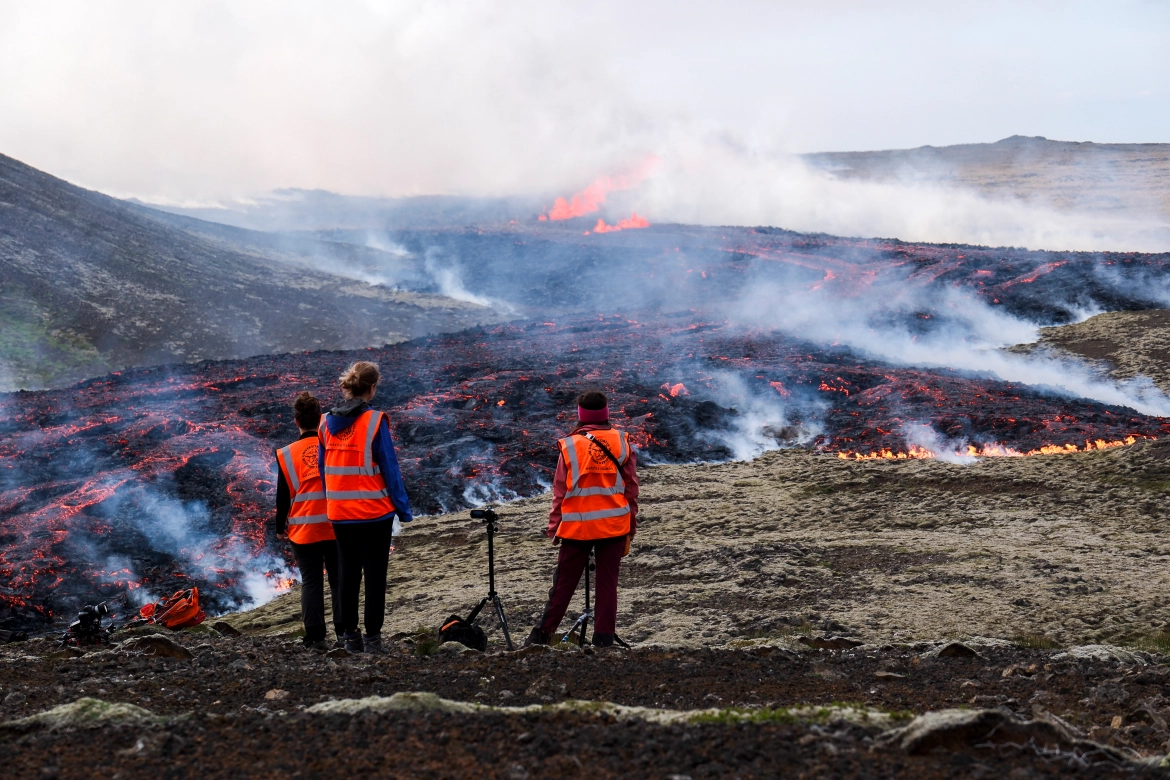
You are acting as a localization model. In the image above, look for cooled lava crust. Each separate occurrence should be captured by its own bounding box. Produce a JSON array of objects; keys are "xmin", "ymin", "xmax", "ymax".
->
[{"xmin": 2, "ymin": 315, "xmax": 1168, "ymax": 631}]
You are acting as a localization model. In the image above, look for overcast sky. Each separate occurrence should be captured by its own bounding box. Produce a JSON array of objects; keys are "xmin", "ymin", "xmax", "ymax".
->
[{"xmin": 0, "ymin": 0, "xmax": 1167, "ymax": 203}]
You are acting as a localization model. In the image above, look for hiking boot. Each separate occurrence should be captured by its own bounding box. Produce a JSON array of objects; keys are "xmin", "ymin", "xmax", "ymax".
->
[
  {"xmin": 341, "ymin": 632, "xmax": 363, "ymax": 653},
  {"xmin": 523, "ymin": 627, "xmax": 551, "ymax": 648},
  {"xmin": 362, "ymin": 634, "xmax": 387, "ymax": 654},
  {"xmin": 303, "ymin": 638, "xmax": 329, "ymax": 651},
  {"xmin": 591, "ymin": 632, "xmax": 615, "ymax": 648}
]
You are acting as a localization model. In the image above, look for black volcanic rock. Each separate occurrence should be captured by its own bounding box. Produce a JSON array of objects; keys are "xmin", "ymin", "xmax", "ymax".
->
[{"xmin": 0, "ymin": 153, "xmax": 495, "ymax": 391}]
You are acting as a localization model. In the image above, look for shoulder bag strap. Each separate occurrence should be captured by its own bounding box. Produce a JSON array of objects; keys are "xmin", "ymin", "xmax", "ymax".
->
[{"xmin": 582, "ymin": 432, "xmax": 624, "ymax": 470}]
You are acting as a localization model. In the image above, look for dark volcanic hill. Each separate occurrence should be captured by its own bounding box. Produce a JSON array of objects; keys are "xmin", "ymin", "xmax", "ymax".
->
[
  {"xmin": 0, "ymin": 154, "xmax": 496, "ymax": 391},
  {"xmin": 804, "ymin": 135, "xmax": 1170, "ymax": 218}
]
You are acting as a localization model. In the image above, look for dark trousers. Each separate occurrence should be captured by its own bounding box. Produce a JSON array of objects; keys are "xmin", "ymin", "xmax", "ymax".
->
[
  {"xmin": 333, "ymin": 520, "xmax": 392, "ymax": 637},
  {"xmin": 537, "ymin": 536, "xmax": 625, "ymax": 637},
  {"xmin": 289, "ymin": 539, "xmax": 341, "ymax": 643}
]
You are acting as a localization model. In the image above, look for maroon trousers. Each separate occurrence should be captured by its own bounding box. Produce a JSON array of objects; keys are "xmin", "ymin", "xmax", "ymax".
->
[{"xmin": 537, "ymin": 536, "xmax": 625, "ymax": 637}]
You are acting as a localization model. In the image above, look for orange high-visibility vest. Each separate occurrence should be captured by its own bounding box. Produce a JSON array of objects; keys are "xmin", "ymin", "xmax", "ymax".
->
[
  {"xmin": 556, "ymin": 429, "xmax": 632, "ymax": 540},
  {"xmin": 276, "ymin": 437, "xmax": 334, "ymax": 545},
  {"xmin": 318, "ymin": 410, "xmax": 396, "ymax": 522}
]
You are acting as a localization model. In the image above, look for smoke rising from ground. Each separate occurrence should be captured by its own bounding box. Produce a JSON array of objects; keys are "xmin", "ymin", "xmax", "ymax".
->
[
  {"xmin": 640, "ymin": 144, "xmax": 1170, "ymax": 252},
  {"xmin": 2, "ymin": 2, "xmax": 1168, "ymax": 253},
  {"xmin": 729, "ymin": 252, "xmax": 1170, "ymax": 417},
  {"xmin": 696, "ymin": 372, "xmax": 822, "ymax": 462}
]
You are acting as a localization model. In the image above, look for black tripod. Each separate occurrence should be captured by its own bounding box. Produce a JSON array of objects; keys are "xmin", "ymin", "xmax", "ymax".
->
[
  {"xmin": 562, "ymin": 552, "xmax": 596, "ymax": 646},
  {"xmin": 465, "ymin": 508, "xmax": 515, "ymax": 650}
]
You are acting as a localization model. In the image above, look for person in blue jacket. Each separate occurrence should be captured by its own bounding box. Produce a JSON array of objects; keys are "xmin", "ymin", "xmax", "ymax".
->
[{"xmin": 318, "ymin": 361, "xmax": 413, "ymax": 654}]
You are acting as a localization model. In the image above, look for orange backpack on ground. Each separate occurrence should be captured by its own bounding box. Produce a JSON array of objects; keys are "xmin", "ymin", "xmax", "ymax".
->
[{"xmin": 138, "ymin": 588, "xmax": 206, "ymax": 629}]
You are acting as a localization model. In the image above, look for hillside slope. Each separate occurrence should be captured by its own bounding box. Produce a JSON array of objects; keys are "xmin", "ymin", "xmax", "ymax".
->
[
  {"xmin": 806, "ymin": 135, "xmax": 1170, "ymax": 218},
  {"xmin": 0, "ymin": 154, "xmax": 497, "ymax": 390}
]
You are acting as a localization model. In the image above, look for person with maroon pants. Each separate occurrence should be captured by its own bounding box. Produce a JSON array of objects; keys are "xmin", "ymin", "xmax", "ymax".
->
[{"xmin": 526, "ymin": 390, "xmax": 638, "ymax": 648}]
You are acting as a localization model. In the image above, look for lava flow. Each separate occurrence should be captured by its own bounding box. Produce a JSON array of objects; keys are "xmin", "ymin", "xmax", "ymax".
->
[
  {"xmin": 3, "ymin": 315, "xmax": 1168, "ymax": 631},
  {"xmin": 593, "ymin": 213, "xmax": 650, "ymax": 233},
  {"xmin": 538, "ymin": 157, "xmax": 658, "ymax": 221}
]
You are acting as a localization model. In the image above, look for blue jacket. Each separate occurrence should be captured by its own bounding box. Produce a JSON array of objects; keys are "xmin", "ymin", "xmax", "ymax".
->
[{"xmin": 318, "ymin": 399, "xmax": 413, "ymax": 524}]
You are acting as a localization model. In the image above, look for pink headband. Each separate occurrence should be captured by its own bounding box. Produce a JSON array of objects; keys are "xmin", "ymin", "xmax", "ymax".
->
[{"xmin": 578, "ymin": 405, "xmax": 609, "ymax": 423}]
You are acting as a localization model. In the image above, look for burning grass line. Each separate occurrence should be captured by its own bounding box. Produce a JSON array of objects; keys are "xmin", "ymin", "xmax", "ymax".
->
[{"xmin": 835, "ymin": 435, "xmax": 1150, "ymax": 461}]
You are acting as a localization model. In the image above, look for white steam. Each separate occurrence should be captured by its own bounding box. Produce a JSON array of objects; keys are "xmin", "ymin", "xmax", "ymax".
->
[
  {"xmin": 698, "ymin": 372, "xmax": 821, "ymax": 461},
  {"xmin": 728, "ymin": 256, "xmax": 1170, "ymax": 417},
  {"xmin": 109, "ymin": 484, "xmax": 293, "ymax": 609},
  {"xmin": 901, "ymin": 423, "xmax": 978, "ymax": 465},
  {"xmin": 423, "ymin": 248, "xmax": 494, "ymax": 307},
  {"xmin": 640, "ymin": 143, "xmax": 1170, "ymax": 253}
]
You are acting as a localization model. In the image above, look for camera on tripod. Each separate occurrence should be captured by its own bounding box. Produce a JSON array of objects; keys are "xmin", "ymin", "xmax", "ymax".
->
[
  {"xmin": 437, "ymin": 507, "xmax": 515, "ymax": 651},
  {"xmin": 470, "ymin": 508, "xmax": 498, "ymax": 523}
]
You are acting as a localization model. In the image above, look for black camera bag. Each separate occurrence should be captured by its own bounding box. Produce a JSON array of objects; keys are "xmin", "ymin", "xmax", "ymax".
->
[{"xmin": 439, "ymin": 614, "xmax": 487, "ymax": 652}]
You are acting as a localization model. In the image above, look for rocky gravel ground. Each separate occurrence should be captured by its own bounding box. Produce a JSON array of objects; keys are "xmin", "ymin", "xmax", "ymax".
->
[{"xmin": 1, "ymin": 629, "xmax": 1169, "ymax": 777}]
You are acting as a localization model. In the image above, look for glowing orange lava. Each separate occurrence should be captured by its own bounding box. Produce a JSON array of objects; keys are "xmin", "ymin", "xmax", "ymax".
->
[
  {"xmin": 541, "ymin": 157, "xmax": 658, "ymax": 221},
  {"xmin": 835, "ymin": 435, "xmax": 1146, "ymax": 461},
  {"xmin": 593, "ymin": 213, "xmax": 651, "ymax": 233}
]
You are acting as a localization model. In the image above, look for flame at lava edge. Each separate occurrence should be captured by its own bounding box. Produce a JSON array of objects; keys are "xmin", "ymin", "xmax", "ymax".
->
[
  {"xmin": 593, "ymin": 213, "xmax": 651, "ymax": 233},
  {"xmin": 540, "ymin": 157, "xmax": 659, "ymax": 221},
  {"xmin": 835, "ymin": 435, "xmax": 1147, "ymax": 461}
]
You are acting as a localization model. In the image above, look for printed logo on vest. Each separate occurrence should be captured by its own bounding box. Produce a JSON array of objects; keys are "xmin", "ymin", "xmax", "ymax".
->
[
  {"xmin": 582, "ymin": 442, "xmax": 618, "ymax": 473},
  {"xmin": 332, "ymin": 424, "xmax": 357, "ymax": 442},
  {"xmin": 300, "ymin": 445, "xmax": 319, "ymax": 473}
]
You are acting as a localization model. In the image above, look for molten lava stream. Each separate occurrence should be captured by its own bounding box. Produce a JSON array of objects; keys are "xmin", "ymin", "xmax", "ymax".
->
[{"xmin": 835, "ymin": 435, "xmax": 1148, "ymax": 460}]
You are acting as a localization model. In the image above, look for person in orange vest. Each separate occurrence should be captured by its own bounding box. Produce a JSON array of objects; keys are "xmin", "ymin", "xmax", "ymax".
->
[
  {"xmin": 274, "ymin": 392, "xmax": 340, "ymax": 651},
  {"xmin": 318, "ymin": 361, "xmax": 413, "ymax": 654},
  {"xmin": 526, "ymin": 390, "xmax": 638, "ymax": 647}
]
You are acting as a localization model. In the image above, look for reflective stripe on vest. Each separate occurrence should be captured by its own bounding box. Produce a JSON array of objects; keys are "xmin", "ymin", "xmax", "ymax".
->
[
  {"xmin": 319, "ymin": 410, "xmax": 396, "ymax": 522},
  {"xmin": 328, "ymin": 489, "xmax": 390, "ymax": 500},
  {"xmin": 561, "ymin": 505, "xmax": 631, "ymax": 523},
  {"xmin": 323, "ymin": 465, "xmax": 381, "ymax": 476},
  {"xmin": 556, "ymin": 429, "xmax": 632, "ymax": 541},
  {"xmin": 289, "ymin": 514, "xmax": 331, "ymax": 525},
  {"xmin": 276, "ymin": 437, "xmax": 336, "ymax": 544}
]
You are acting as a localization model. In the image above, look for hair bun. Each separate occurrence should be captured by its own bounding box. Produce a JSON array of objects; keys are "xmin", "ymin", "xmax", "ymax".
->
[
  {"xmin": 293, "ymin": 391, "xmax": 322, "ymax": 428},
  {"xmin": 339, "ymin": 361, "xmax": 381, "ymax": 399}
]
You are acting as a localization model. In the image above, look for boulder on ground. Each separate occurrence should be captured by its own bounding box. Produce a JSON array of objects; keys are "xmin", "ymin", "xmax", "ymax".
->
[
  {"xmin": 798, "ymin": 635, "xmax": 863, "ymax": 650},
  {"xmin": 880, "ymin": 707, "xmax": 1127, "ymax": 762},
  {"xmin": 211, "ymin": 621, "xmax": 242, "ymax": 638},
  {"xmin": 923, "ymin": 641, "xmax": 981, "ymax": 659},
  {"xmin": 1, "ymin": 698, "xmax": 158, "ymax": 733},
  {"xmin": 118, "ymin": 635, "xmax": 193, "ymax": 660},
  {"xmin": 1052, "ymin": 645, "xmax": 1146, "ymax": 665}
]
